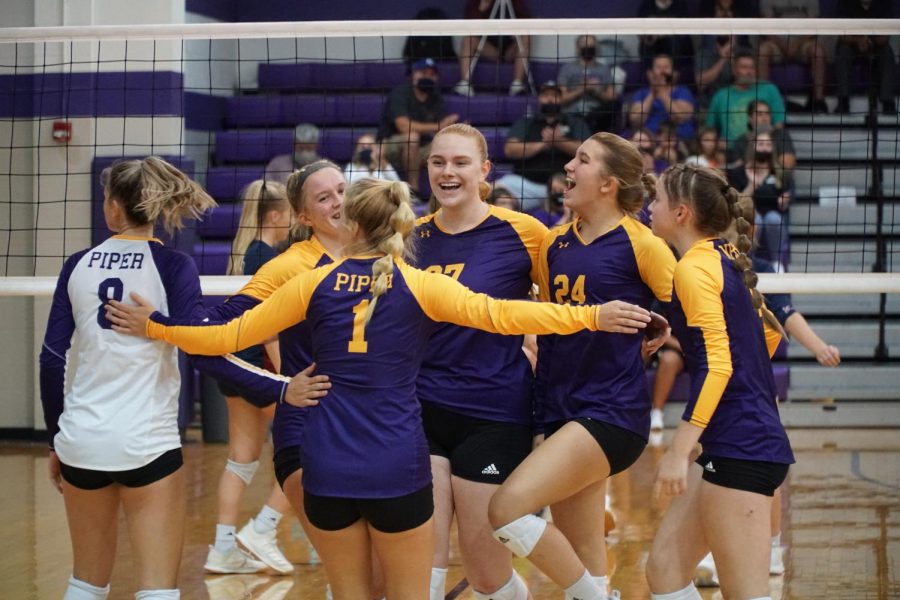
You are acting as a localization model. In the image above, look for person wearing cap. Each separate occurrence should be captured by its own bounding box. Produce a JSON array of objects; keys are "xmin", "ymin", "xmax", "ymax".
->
[
  {"xmin": 497, "ymin": 81, "xmax": 591, "ymax": 213},
  {"xmin": 557, "ymin": 35, "xmax": 624, "ymax": 134},
  {"xmin": 377, "ymin": 58, "xmax": 459, "ymax": 193},
  {"xmin": 264, "ymin": 123, "xmax": 322, "ymax": 186}
]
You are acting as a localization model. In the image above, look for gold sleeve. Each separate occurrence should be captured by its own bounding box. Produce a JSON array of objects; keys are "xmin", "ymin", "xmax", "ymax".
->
[
  {"xmin": 675, "ymin": 253, "xmax": 733, "ymax": 428},
  {"xmin": 535, "ymin": 226, "xmax": 568, "ymax": 303},
  {"xmin": 627, "ymin": 219, "xmax": 676, "ymax": 302},
  {"xmin": 400, "ymin": 262, "xmax": 599, "ymax": 335},
  {"xmin": 236, "ymin": 242, "xmax": 319, "ymax": 301},
  {"xmin": 503, "ymin": 208, "xmax": 549, "ymax": 285},
  {"xmin": 147, "ymin": 262, "xmax": 339, "ymax": 355}
]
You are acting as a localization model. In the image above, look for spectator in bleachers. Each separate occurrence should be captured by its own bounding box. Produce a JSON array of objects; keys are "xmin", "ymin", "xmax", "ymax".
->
[
  {"xmin": 655, "ymin": 121, "xmax": 688, "ymax": 167},
  {"xmin": 758, "ymin": 0, "xmax": 829, "ymax": 113},
  {"xmin": 835, "ymin": 0, "xmax": 897, "ymax": 115},
  {"xmin": 343, "ymin": 133, "xmax": 400, "ymax": 184},
  {"xmin": 454, "ymin": 0, "xmax": 531, "ymax": 97},
  {"xmin": 630, "ymin": 128, "xmax": 667, "ymax": 175},
  {"xmin": 377, "ymin": 58, "xmax": 459, "ymax": 193},
  {"xmin": 728, "ymin": 100, "xmax": 797, "ymax": 171},
  {"xmin": 727, "ymin": 130, "xmax": 791, "ymax": 269},
  {"xmin": 557, "ymin": 35, "xmax": 623, "ymax": 134},
  {"xmin": 264, "ymin": 124, "xmax": 321, "ymax": 186},
  {"xmin": 498, "ymin": 81, "xmax": 591, "ymax": 212},
  {"xmin": 706, "ymin": 49, "xmax": 786, "ymax": 151},
  {"xmin": 694, "ymin": 1, "xmax": 756, "ymax": 102},
  {"xmin": 528, "ymin": 172, "xmax": 569, "ymax": 228},
  {"xmin": 627, "ymin": 53, "xmax": 697, "ymax": 143},
  {"xmin": 637, "ymin": 0, "xmax": 694, "ymax": 73},
  {"xmin": 486, "ymin": 187, "xmax": 520, "ymax": 211},
  {"xmin": 685, "ymin": 126, "xmax": 726, "ymax": 170},
  {"xmin": 402, "ymin": 7, "xmax": 457, "ymax": 65}
]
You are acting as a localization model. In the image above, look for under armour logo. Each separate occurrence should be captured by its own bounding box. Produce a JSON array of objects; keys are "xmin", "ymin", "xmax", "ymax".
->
[
  {"xmin": 557, "ymin": 241, "xmax": 569, "ymax": 249},
  {"xmin": 419, "ymin": 229, "xmax": 431, "ymax": 238}
]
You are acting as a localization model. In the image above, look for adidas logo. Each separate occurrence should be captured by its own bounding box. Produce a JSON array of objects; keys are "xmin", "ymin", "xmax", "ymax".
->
[
  {"xmin": 481, "ymin": 463, "xmax": 500, "ymax": 475},
  {"xmin": 498, "ymin": 536, "xmax": 509, "ymax": 543},
  {"xmin": 704, "ymin": 461, "xmax": 716, "ymax": 473}
]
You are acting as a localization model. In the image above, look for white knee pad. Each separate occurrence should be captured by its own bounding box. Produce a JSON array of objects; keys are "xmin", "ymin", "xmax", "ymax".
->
[
  {"xmin": 63, "ymin": 576, "xmax": 110, "ymax": 600},
  {"xmin": 492, "ymin": 514, "xmax": 547, "ymax": 557},
  {"xmin": 135, "ymin": 590, "xmax": 179, "ymax": 600},
  {"xmin": 225, "ymin": 459, "xmax": 259, "ymax": 485},
  {"xmin": 472, "ymin": 571, "xmax": 528, "ymax": 600}
]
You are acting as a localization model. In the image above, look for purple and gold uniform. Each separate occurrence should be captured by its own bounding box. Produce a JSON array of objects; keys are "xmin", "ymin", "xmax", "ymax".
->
[
  {"xmin": 146, "ymin": 258, "xmax": 603, "ymax": 499},
  {"xmin": 413, "ymin": 205, "xmax": 547, "ymax": 425},
  {"xmin": 669, "ymin": 239, "xmax": 794, "ymax": 464},
  {"xmin": 536, "ymin": 215, "xmax": 676, "ymax": 439}
]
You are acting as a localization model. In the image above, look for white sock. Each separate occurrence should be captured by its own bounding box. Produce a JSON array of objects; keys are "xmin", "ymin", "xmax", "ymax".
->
[
  {"xmin": 592, "ymin": 575, "xmax": 609, "ymax": 596},
  {"xmin": 430, "ymin": 567, "xmax": 448, "ymax": 600},
  {"xmin": 214, "ymin": 524, "xmax": 236, "ymax": 553},
  {"xmin": 564, "ymin": 570, "xmax": 605, "ymax": 600},
  {"xmin": 650, "ymin": 582, "xmax": 702, "ymax": 600},
  {"xmin": 135, "ymin": 590, "xmax": 179, "ymax": 599},
  {"xmin": 771, "ymin": 533, "xmax": 781, "ymax": 547},
  {"xmin": 63, "ymin": 576, "xmax": 110, "ymax": 600},
  {"xmin": 253, "ymin": 505, "xmax": 283, "ymax": 534}
]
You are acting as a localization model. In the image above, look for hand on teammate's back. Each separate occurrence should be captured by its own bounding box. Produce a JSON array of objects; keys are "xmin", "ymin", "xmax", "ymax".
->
[
  {"xmin": 105, "ymin": 292, "xmax": 156, "ymax": 337},
  {"xmin": 284, "ymin": 363, "xmax": 331, "ymax": 408}
]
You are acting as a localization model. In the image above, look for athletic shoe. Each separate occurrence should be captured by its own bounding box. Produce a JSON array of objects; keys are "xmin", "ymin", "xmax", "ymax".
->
[
  {"xmin": 508, "ymin": 79, "xmax": 527, "ymax": 96},
  {"xmin": 204, "ymin": 544, "xmax": 267, "ymax": 574},
  {"xmin": 650, "ymin": 408, "xmax": 665, "ymax": 431},
  {"xmin": 454, "ymin": 80, "xmax": 475, "ymax": 97},
  {"xmin": 237, "ymin": 519, "xmax": 294, "ymax": 574},
  {"xmin": 770, "ymin": 544, "xmax": 785, "ymax": 575},
  {"xmin": 256, "ymin": 579, "xmax": 295, "ymax": 600},
  {"xmin": 204, "ymin": 574, "xmax": 268, "ymax": 600},
  {"xmin": 693, "ymin": 552, "xmax": 720, "ymax": 587}
]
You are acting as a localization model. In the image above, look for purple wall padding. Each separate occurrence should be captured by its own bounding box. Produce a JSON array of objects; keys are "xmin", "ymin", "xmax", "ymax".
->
[
  {"xmin": 0, "ymin": 72, "xmax": 183, "ymax": 119},
  {"xmin": 185, "ymin": 91, "xmax": 227, "ymax": 130}
]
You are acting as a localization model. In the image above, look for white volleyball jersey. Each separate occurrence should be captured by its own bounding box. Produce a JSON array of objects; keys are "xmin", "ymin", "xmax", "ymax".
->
[{"xmin": 44, "ymin": 236, "xmax": 193, "ymax": 470}]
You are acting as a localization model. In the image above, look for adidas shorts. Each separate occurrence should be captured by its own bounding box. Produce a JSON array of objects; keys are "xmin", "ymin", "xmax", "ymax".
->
[
  {"xmin": 60, "ymin": 448, "xmax": 183, "ymax": 490},
  {"xmin": 695, "ymin": 453, "xmax": 789, "ymax": 497},
  {"xmin": 273, "ymin": 445, "xmax": 302, "ymax": 490},
  {"xmin": 420, "ymin": 401, "xmax": 533, "ymax": 484},
  {"xmin": 545, "ymin": 418, "xmax": 646, "ymax": 476},
  {"xmin": 304, "ymin": 483, "xmax": 434, "ymax": 533}
]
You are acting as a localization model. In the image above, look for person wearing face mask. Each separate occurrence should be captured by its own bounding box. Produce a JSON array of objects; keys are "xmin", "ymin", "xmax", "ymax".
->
[
  {"xmin": 557, "ymin": 35, "xmax": 623, "ymax": 134},
  {"xmin": 343, "ymin": 133, "xmax": 400, "ymax": 185},
  {"xmin": 530, "ymin": 172, "xmax": 570, "ymax": 228},
  {"xmin": 265, "ymin": 123, "xmax": 322, "ymax": 186},
  {"xmin": 498, "ymin": 81, "xmax": 591, "ymax": 213},
  {"xmin": 627, "ymin": 53, "xmax": 696, "ymax": 144},
  {"xmin": 378, "ymin": 58, "xmax": 460, "ymax": 193},
  {"xmin": 727, "ymin": 100, "xmax": 796, "ymax": 172}
]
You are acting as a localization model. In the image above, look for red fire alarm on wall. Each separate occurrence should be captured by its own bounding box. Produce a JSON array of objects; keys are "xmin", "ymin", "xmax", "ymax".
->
[{"xmin": 52, "ymin": 120, "xmax": 72, "ymax": 143}]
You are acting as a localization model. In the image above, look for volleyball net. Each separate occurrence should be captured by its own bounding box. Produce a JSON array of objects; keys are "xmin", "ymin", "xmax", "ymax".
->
[{"xmin": 0, "ymin": 18, "xmax": 898, "ymax": 301}]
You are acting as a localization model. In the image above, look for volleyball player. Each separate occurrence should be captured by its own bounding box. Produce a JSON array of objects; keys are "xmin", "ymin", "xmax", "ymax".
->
[
  {"xmin": 205, "ymin": 180, "xmax": 294, "ymax": 575},
  {"xmin": 415, "ymin": 124, "xmax": 546, "ymax": 600},
  {"xmin": 39, "ymin": 157, "xmax": 216, "ymax": 600},
  {"xmin": 108, "ymin": 177, "xmax": 652, "ymax": 600},
  {"xmin": 644, "ymin": 163, "xmax": 794, "ymax": 600},
  {"xmin": 487, "ymin": 132, "xmax": 676, "ymax": 600}
]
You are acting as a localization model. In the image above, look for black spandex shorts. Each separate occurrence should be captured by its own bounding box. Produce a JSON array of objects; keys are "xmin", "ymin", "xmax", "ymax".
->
[
  {"xmin": 696, "ymin": 453, "xmax": 789, "ymax": 497},
  {"xmin": 545, "ymin": 418, "xmax": 647, "ymax": 475},
  {"xmin": 303, "ymin": 483, "xmax": 434, "ymax": 534},
  {"xmin": 273, "ymin": 445, "xmax": 303, "ymax": 490},
  {"xmin": 60, "ymin": 448, "xmax": 183, "ymax": 490},
  {"xmin": 421, "ymin": 401, "xmax": 532, "ymax": 484}
]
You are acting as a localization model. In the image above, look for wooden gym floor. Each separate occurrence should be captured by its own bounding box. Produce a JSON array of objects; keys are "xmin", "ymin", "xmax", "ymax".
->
[{"xmin": 2, "ymin": 427, "xmax": 898, "ymax": 599}]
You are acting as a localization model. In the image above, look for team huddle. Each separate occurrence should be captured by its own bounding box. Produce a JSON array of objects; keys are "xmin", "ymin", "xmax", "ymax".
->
[{"xmin": 40, "ymin": 125, "xmax": 792, "ymax": 600}]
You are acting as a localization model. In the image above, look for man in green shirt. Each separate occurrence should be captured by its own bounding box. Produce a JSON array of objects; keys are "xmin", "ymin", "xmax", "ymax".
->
[{"xmin": 706, "ymin": 49, "xmax": 786, "ymax": 149}]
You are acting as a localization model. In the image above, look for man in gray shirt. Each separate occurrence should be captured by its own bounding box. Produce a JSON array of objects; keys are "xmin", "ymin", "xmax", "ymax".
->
[{"xmin": 557, "ymin": 35, "xmax": 622, "ymax": 133}]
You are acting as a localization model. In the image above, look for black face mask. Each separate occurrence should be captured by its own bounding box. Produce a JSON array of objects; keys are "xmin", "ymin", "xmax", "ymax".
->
[
  {"xmin": 550, "ymin": 191, "xmax": 564, "ymax": 207},
  {"xmin": 580, "ymin": 47, "xmax": 596, "ymax": 60},
  {"xmin": 357, "ymin": 148, "xmax": 373, "ymax": 165},
  {"xmin": 416, "ymin": 78, "xmax": 436, "ymax": 92},
  {"xmin": 754, "ymin": 151, "xmax": 773, "ymax": 162},
  {"xmin": 540, "ymin": 102, "xmax": 561, "ymax": 117}
]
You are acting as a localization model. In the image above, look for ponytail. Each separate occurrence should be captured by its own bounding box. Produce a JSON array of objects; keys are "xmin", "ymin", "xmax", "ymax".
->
[{"xmin": 227, "ymin": 180, "xmax": 289, "ymax": 275}]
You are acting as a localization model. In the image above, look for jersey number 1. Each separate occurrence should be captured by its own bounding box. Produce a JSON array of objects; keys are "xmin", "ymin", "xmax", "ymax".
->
[
  {"xmin": 97, "ymin": 277, "xmax": 124, "ymax": 329},
  {"xmin": 348, "ymin": 299, "xmax": 369, "ymax": 353}
]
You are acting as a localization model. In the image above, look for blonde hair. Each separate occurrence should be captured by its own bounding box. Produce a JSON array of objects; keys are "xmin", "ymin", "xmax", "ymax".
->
[
  {"xmin": 342, "ymin": 178, "xmax": 417, "ymax": 328},
  {"xmin": 431, "ymin": 123, "xmax": 492, "ymax": 201},
  {"xmin": 588, "ymin": 132, "xmax": 657, "ymax": 215},
  {"xmin": 101, "ymin": 156, "xmax": 216, "ymax": 234},
  {"xmin": 660, "ymin": 163, "xmax": 784, "ymax": 337},
  {"xmin": 227, "ymin": 180, "xmax": 289, "ymax": 275}
]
